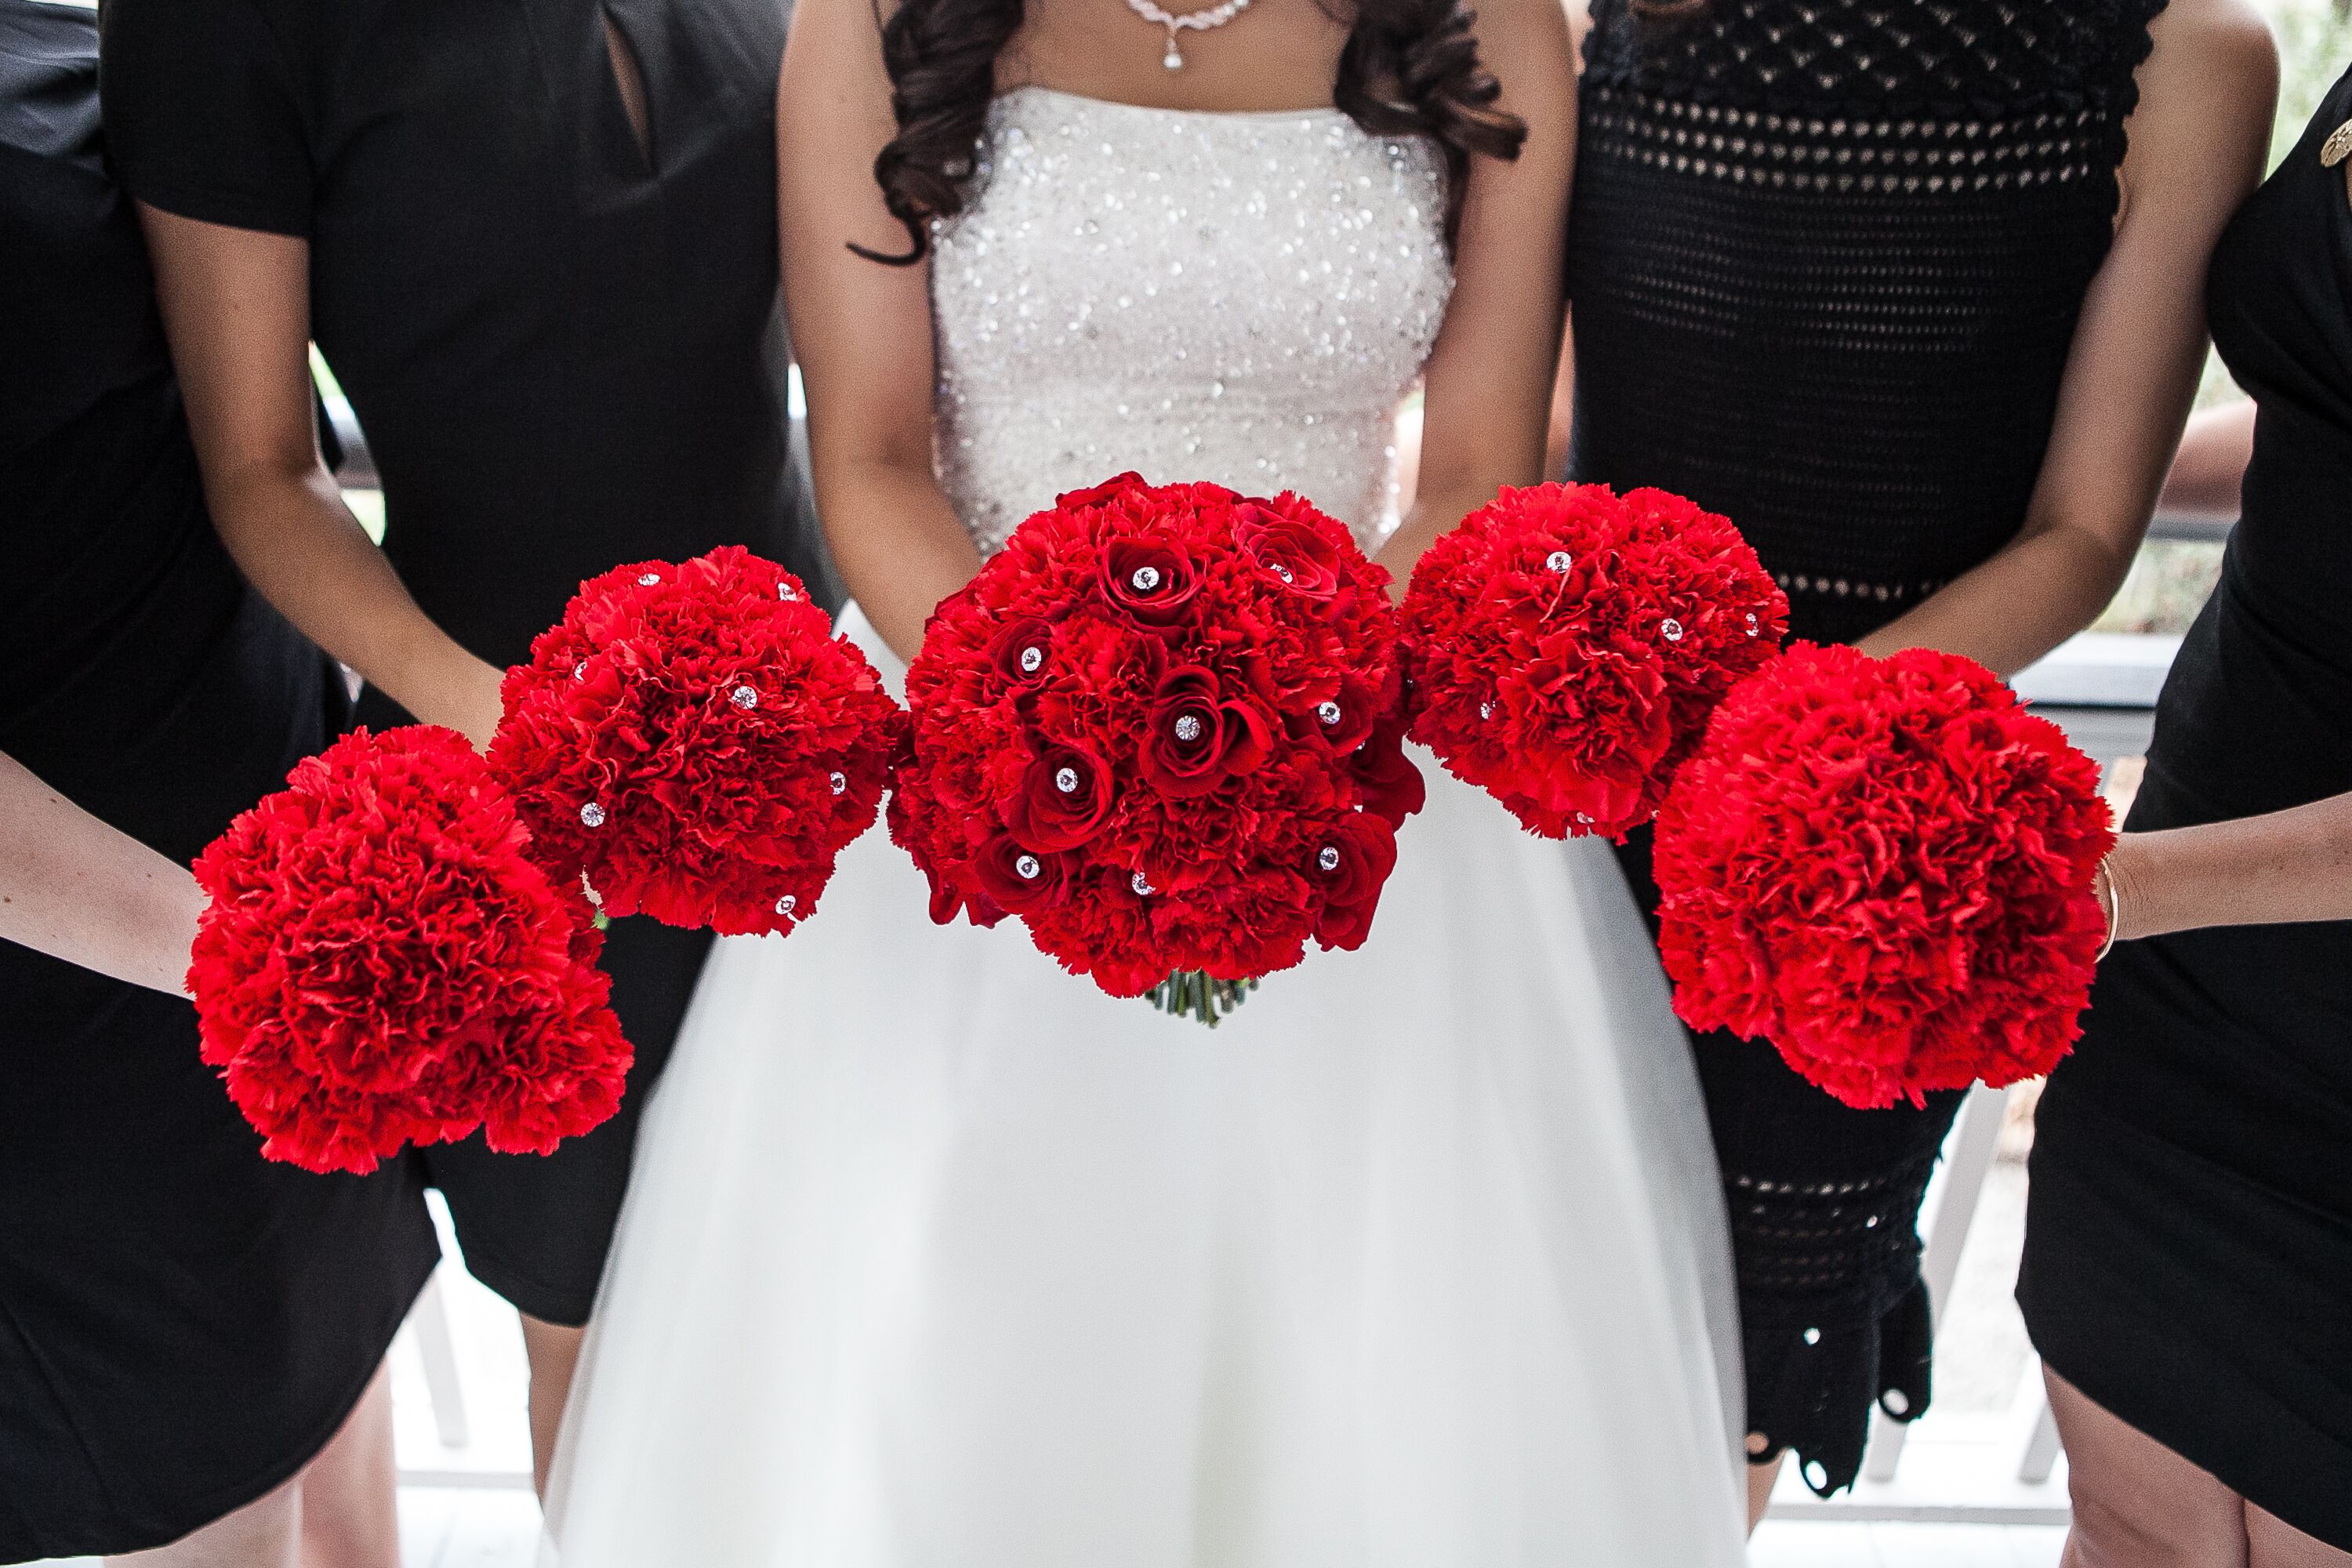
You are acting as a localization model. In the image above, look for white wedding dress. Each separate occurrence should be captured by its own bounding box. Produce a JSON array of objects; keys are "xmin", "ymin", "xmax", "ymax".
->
[{"xmin": 544, "ymin": 88, "xmax": 1748, "ymax": 1566}]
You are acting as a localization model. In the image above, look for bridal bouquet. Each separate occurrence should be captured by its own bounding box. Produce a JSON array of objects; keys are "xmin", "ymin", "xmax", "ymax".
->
[
  {"xmin": 189, "ymin": 726, "xmax": 631, "ymax": 1174},
  {"xmin": 891, "ymin": 472, "xmax": 1422, "ymax": 1026},
  {"xmin": 1652, "ymin": 643, "xmax": 2114, "ymax": 1109},
  {"xmin": 1402, "ymin": 481, "xmax": 1787, "ymax": 840},
  {"xmin": 490, "ymin": 546, "xmax": 905, "ymax": 937}
]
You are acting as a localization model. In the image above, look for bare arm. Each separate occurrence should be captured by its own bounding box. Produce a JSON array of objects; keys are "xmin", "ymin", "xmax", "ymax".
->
[
  {"xmin": 2155, "ymin": 398, "xmax": 2257, "ymax": 520},
  {"xmin": 0, "ymin": 752, "xmax": 207, "ymax": 997},
  {"xmin": 1854, "ymin": 0, "xmax": 2277, "ymax": 677},
  {"xmin": 1375, "ymin": 0, "xmax": 1580, "ymax": 593},
  {"xmin": 136, "ymin": 208, "xmax": 507, "ymax": 747},
  {"xmin": 2107, "ymin": 789, "xmax": 2352, "ymax": 942},
  {"xmin": 776, "ymin": 0, "xmax": 981, "ymax": 664},
  {"xmin": 1541, "ymin": 0, "xmax": 1590, "ymax": 481}
]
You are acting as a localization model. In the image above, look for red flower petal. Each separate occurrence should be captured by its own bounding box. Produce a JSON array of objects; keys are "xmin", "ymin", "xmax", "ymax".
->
[
  {"xmin": 891, "ymin": 477, "xmax": 1406, "ymax": 998},
  {"xmin": 1652, "ymin": 643, "xmax": 2116, "ymax": 1108}
]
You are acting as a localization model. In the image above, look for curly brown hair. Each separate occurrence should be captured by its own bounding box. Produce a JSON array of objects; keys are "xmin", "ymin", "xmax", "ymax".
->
[{"xmin": 853, "ymin": 0, "xmax": 1528, "ymax": 264}]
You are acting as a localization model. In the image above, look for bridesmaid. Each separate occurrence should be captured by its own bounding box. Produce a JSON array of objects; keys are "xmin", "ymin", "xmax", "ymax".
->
[
  {"xmin": 1, "ymin": 1, "xmax": 435, "ymax": 1559},
  {"xmin": 97, "ymin": 0, "xmax": 823, "ymax": 1487},
  {"xmin": 2019, "ymin": 65, "xmax": 2352, "ymax": 1566},
  {"xmin": 1560, "ymin": 0, "xmax": 2276, "ymax": 1523}
]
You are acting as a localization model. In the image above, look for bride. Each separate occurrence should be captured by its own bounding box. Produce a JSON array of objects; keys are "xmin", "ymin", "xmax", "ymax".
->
[{"xmin": 545, "ymin": 0, "xmax": 1747, "ymax": 1560}]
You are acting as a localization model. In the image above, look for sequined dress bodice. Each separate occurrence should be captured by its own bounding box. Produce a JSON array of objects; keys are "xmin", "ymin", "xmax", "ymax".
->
[{"xmin": 931, "ymin": 88, "xmax": 1454, "ymax": 556}]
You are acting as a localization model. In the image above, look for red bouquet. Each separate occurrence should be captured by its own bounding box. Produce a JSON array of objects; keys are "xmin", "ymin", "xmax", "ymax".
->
[
  {"xmin": 491, "ymin": 546, "xmax": 904, "ymax": 937},
  {"xmin": 1403, "ymin": 482, "xmax": 1787, "ymax": 840},
  {"xmin": 891, "ymin": 473, "xmax": 1421, "ymax": 1025},
  {"xmin": 1653, "ymin": 643, "xmax": 2115, "ymax": 1109},
  {"xmin": 189, "ymin": 727, "xmax": 631, "ymax": 1174}
]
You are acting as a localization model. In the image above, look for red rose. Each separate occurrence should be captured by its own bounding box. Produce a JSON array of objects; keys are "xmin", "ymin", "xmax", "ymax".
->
[
  {"xmin": 1294, "ymin": 673, "xmax": 1378, "ymax": 755},
  {"xmin": 969, "ymin": 833, "xmax": 1075, "ymax": 914},
  {"xmin": 1004, "ymin": 741, "xmax": 1116, "ymax": 851},
  {"xmin": 988, "ymin": 616, "xmax": 1058, "ymax": 688},
  {"xmin": 1236, "ymin": 504, "xmax": 1342, "ymax": 603},
  {"xmin": 1057, "ymin": 470, "xmax": 1149, "ymax": 510},
  {"xmin": 1141, "ymin": 666, "xmax": 1273, "ymax": 798},
  {"xmin": 1099, "ymin": 537, "xmax": 1202, "ymax": 627},
  {"xmin": 893, "ymin": 476, "xmax": 1412, "ymax": 1016},
  {"xmin": 1310, "ymin": 813, "xmax": 1398, "ymax": 951},
  {"xmin": 1350, "ymin": 715, "xmax": 1427, "ymax": 828}
]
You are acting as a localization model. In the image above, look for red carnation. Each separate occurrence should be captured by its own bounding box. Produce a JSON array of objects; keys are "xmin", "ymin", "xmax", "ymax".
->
[
  {"xmin": 1403, "ymin": 482, "xmax": 1788, "ymax": 840},
  {"xmin": 1652, "ymin": 644, "xmax": 2116, "ymax": 1109},
  {"xmin": 892, "ymin": 475, "xmax": 1418, "ymax": 1025},
  {"xmin": 188, "ymin": 727, "xmax": 632, "ymax": 1174},
  {"xmin": 490, "ymin": 546, "xmax": 906, "ymax": 937}
]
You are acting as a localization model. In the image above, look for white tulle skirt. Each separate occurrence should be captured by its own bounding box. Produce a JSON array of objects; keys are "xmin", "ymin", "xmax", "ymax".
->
[{"xmin": 542, "ymin": 606, "xmax": 1749, "ymax": 1567}]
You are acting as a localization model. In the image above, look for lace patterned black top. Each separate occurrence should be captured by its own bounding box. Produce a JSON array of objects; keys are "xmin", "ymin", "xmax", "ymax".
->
[{"xmin": 1566, "ymin": 0, "xmax": 2165, "ymax": 1494}]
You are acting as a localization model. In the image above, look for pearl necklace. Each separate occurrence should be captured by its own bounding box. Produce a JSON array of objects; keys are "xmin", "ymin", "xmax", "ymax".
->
[{"xmin": 1123, "ymin": 0, "xmax": 1253, "ymax": 71}]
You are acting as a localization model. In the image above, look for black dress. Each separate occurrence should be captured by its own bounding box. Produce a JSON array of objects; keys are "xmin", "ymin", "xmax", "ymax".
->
[
  {"xmin": 1564, "ymin": 0, "xmax": 2164, "ymax": 1494},
  {"xmin": 0, "ymin": 3, "xmax": 440, "ymax": 1556},
  {"xmin": 2019, "ymin": 67, "xmax": 2352, "ymax": 1551},
  {"xmin": 100, "ymin": 0, "xmax": 826, "ymax": 1325}
]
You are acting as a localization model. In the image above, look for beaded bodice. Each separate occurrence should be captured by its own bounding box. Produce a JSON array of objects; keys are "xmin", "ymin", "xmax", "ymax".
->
[
  {"xmin": 931, "ymin": 87, "xmax": 1454, "ymax": 557},
  {"xmin": 1566, "ymin": 0, "xmax": 2166, "ymax": 644}
]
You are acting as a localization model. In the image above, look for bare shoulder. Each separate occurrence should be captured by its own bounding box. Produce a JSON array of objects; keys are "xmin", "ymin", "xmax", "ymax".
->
[
  {"xmin": 2120, "ymin": 0, "xmax": 2278, "ymax": 217},
  {"xmin": 786, "ymin": 0, "xmax": 894, "ymax": 54},
  {"xmin": 1466, "ymin": 0, "xmax": 1577, "ymax": 116},
  {"xmin": 2135, "ymin": 0, "xmax": 2278, "ymax": 140},
  {"xmin": 1468, "ymin": 0, "xmax": 1574, "ymax": 75}
]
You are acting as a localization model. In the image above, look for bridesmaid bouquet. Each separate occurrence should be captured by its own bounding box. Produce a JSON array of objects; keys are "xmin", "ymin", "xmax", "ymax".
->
[
  {"xmin": 1401, "ymin": 481, "xmax": 1788, "ymax": 840},
  {"xmin": 189, "ymin": 727, "xmax": 631, "ymax": 1174},
  {"xmin": 489, "ymin": 546, "xmax": 905, "ymax": 937},
  {"xmin": 1652, "ymin": 643, "xmax": 2115, "ymax": 1109},
  {"xmin": 891, "ymin": 472, "xmax": 1422, "ymax": 1027}
]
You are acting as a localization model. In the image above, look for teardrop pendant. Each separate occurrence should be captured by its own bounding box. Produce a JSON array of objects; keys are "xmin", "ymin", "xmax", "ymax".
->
[{"xmin": 1163, "ymin": 38, "xmax": 1183, "ymax": 70}]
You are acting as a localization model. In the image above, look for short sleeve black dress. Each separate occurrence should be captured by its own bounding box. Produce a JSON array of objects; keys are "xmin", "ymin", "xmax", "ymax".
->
[
  {"xmin": 99, "ymin": 0, "xmax": 824, "ymax": 1326},
  {"xmin": 1564, "ymin": 0, "xmax": 2165, "ymax": 1494},
  {"xmin": 0, "ymin": 3, "xmax": 440, "ymax": 1557},
  {"xmin": 2018, "ymin": 67, "xmax": 2352, "ymax": 1552}
]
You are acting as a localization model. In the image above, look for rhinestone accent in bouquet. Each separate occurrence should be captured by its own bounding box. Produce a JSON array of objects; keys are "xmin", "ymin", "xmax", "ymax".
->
[
  {"xmin": 489, "ymin": 546, "xmax": 906, "ymax": 937},
  {"xmin": 1401, "ymin": 481, "xmax": 1788, "ymax": 840},
  {"xmin": 890, "ymin": 473, "xmax": 1423, "ymax": 1027}
]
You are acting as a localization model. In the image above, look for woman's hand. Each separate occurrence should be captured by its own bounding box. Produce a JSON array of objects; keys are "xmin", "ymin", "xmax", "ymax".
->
[{"xmin": 136, "ymin": 205, "xmax": 509, "ymax": 746}]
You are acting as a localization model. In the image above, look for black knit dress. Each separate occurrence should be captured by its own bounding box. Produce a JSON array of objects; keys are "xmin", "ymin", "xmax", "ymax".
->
[
  {"xmin": 2020, "ymin": 67, "xmax": 2352, "ymax": 1552},
  {"xmin": 1566, "ymin": 0, "xmax": 2165, "ymax": 1494}
]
